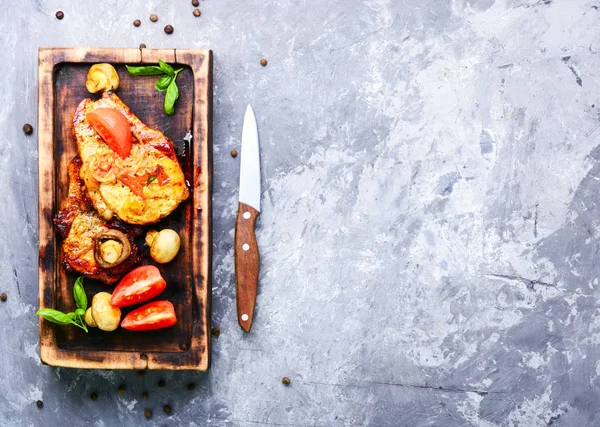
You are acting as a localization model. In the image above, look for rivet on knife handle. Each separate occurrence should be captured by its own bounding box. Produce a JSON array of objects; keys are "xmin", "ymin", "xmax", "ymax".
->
[{"xmin": 235, "ymin": 201, "xmax": 260, "ymax": 332}]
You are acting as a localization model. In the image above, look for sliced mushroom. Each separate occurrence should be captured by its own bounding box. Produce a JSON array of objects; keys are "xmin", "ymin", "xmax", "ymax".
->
[
  {"xmin": 86, "ymin": 63, "xmax": 120, "ymax": 94},
  {"xmin": 94, "ymin": 229, "xmax": 131, "ymax": 268}
]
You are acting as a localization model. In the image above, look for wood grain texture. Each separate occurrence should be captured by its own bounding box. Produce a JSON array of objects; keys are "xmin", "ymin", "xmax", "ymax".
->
[
  {"xmin": 38, "ymin": 47, "xmax": 212, "ymax": 370},
  {"xmin": 235, "ymin": 202, "xmax": 260, "ymax": 333}
]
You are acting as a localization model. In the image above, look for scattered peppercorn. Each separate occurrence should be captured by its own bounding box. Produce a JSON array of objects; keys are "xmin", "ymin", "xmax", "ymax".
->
[
  {"xmin": 36, "ymin": 400, "xmax": 43, "ymax": 408},
  {"xmin": 90, "ymin": 393, "xmax": 98, "ymax": 401},
  {"xmin": 163, "ymin": 404, "xmax": 172, "ymax": 414},
  {"xmin": 187, "ymin": 383, "xmax": 195, "ymax": 391},
  {"xmin": 55, "ymin": 11, "xmax": 64, "ymax": 20},
  {"xmin": 22, "ymin": 123, "xmax": 33, "ymax": 135},
  {"xmin": 260, "ymin": 58, "xmax": 268, "ymax": 67},
  {"xmin": 133, "ymin": 19, "xmax": 141, "ymax": 27},
  {"xmin": 118, "ymin": 385, "xmax": 126, "ymax": 394},
  {"xmin": 157, "ymin": 380, "xmax": 165, "ymax": 388},
  {"xmin": 282, "ymin": 377, "xmax": 291, "ymax": 385},
  {"xmin": 230, "ymin": 150, "xmax": 238, "ymax": 158},
  {"xmin": 150, "ymin": 14, "xmax": 158, "ymax": 22},
  {"xmin": 192, "ymin": 0, "xmax": 199, "ymax": 6},
  {"xmin": 193, "ymin": 9, "xmax": 201, "ymax": 17},
  {"xmin": 142, "ymin": 391, "xmax": 149, "ymax": 399},
  {"xmin": 139, "ymin": 43, "xmax": 147, "ymax": 49},
  {"xmin": 144, "ymin": 410, "xmax": 152, "ymax": 419},
  {"xmin": 137, "ymin": 370, "xmax": 146, "ymax": 378},
  {"xmin": 0, "ymin": 293, "xmax": 6, "ymax": 302},
  {"xmin": 164, "ymin": 25, "xmax": 174, "ymax": 34}
]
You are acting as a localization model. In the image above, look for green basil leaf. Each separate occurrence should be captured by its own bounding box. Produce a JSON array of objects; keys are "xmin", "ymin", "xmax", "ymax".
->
[
  {"xmin": 147, "ymin": 175, "xmax": 157, "ymax": 185},
  {"xmin": 174, "ymin": 68, "xmax": 184, "ymax": 76},
  {"xmin": 158, "ymin": 59, "xmax": 175, "ymax": 76},
  {"xmin": 68, "ymin": 312, "xmax": 88, "ymax": 332},
  {"xmin": 164, "ymin": 80, "xmax": 179, "ymax": 116},
  {"xmin": 73, "ymin": 276, "xmax": 87, "ymax": 311},
  {"xmin": 154, "ymin": 75, "xmax": 173, "ymax": 92},
  {"xmin": 125, "ymin": 65, "xmax": 165, "ymax": 76},
  {"xmin": 36, "ymin": 309, "xmax": 74, "ymax": 325}
]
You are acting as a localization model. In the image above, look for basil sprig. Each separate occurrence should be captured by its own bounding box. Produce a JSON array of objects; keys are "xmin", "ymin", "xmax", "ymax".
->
[
  {"xmin": 125, "ymin": 60, "xmax": 184, "ymax": 116},
  {"xmin": 124, "ymin": 65, "xmax": 164, "ymax": 76},
  {"xmin": 36, "ymin": 276, "xmax": 89, "ymax": 333}
]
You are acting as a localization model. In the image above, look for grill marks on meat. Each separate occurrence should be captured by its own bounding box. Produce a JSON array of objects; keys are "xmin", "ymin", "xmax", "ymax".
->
[
  {"xmin": 54, "ymin": 157, "xmax": 142, "ymax": 284},
  {"xmin": 73, "ymin": 92, "xmax": 189, "ymax": 225}
]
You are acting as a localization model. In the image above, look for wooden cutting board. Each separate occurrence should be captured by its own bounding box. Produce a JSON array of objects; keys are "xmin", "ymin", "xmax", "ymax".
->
[{"xmin": 37, "ymin": 47, "xmax": 212, "ymax": 370}]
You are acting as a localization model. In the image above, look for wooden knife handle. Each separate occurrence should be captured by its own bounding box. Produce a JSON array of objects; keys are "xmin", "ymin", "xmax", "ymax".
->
[{"xmin": 235, "ymin": 202, "xmax": 260, "ymax": 332}]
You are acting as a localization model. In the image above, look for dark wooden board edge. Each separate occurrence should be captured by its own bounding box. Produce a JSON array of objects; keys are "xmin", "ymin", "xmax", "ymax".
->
[{"xmin": 37, "ymin": 47, "xmax": 212, "ymax": 370}]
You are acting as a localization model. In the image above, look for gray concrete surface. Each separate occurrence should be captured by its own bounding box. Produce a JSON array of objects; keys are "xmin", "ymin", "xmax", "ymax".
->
[{"xmin": 2, "ymin": 0, "xmax": 600, "ymax": 425}]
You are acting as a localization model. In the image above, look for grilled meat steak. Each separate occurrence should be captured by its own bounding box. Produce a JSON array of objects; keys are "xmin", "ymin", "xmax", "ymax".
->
[
  {"xmin": 73, "ymin": 92, "xmax": 189, "ymax": 225},
  {"xmin": 54, "ymin": 157, "xmax": 142, "ymax": 284}
]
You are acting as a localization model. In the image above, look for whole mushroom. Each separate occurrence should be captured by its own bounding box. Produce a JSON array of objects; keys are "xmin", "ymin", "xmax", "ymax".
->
[
  {"xmin": 146, "ymin": 229, "xmax": 181, "ymax": 264},
  {"xmin": 91, "ymin": 292, "xmax": 121, "ymax": 331}
]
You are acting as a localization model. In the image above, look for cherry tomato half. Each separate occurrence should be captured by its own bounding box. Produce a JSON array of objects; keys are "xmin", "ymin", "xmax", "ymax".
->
[
  {"xmin": 86, "ymin": 108, "xmax": 132, "ymax": 159},
  {"xmin": 121, "ymin": 300, "xmax": 177, "ymax": 331},
  {"xmin": 110, "ymin": 265, "xmax": 166, "ymax": 307}
]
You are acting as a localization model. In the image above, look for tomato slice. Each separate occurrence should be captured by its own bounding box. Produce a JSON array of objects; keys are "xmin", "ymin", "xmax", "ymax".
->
[
  {"xmin": 110, "ymin": 265, "xmax": 166, "ymax": 307},
  {"xmin": 155, "ymin": 165, "xmax": 171, "ymax": 185},
  {"xmin": 118, "ymin": 173, "xmax": 147, "ymax": 197},
  {"xmin": 86, "ymin": 108, "xmax": 132, "ymax": 159},
  {"xmin": 121, "ymin": 300, "xmax": 177, "ymax": 331}
]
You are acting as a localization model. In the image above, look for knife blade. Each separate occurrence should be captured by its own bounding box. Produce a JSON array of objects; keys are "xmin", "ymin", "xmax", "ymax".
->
[{"xmin": 235, "ymin": 105, "xmax": 261, "ymax": 332}]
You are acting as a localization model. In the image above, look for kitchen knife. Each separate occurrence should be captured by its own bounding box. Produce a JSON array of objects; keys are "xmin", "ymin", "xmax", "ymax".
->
[{"xmin": 235, "ymin": 105, "xmax": 261, "ymax": 332}]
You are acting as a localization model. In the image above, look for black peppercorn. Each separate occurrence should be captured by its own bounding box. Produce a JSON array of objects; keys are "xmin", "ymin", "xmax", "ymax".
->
[
  {"xmin": 164, "ymin": 25, "xmax": 174, "ymax": 34},
  {"xmin": 260, "ymin": 58, "xmax": 268, "ymax": 67},
  {"xmin": 193, "ymin": 9, "xmax": 201, "ymax": 17},
  {"xmin": 144, "ymin": 410, "xmax": 152, "ymax": 419},
  {"xmin": 22, "ymin": 123, "xmax": 33, "ymax": 135},
  {"xmin": 36, "ymin": 400, "xmax": 43, "ymax": 408},
  {"xmin": 142, "ymin": 391, "xmax": 149, "ymax": 399},
  {"xmin": 230, "ymin": 150, "xmax": 238, "ymax": 158},
  {"xmin": 0, "ymin": 293, "xmax": 6, "ymax": 302},
  {"xmin": 163, "ymin": 404, "xmax": 172, "ymax": 414},
  {"xmin": 118, "ymin": 385, "xmax": 126, "ymax": 394},
  {"xmin": 157, "ymin": 380, "xmax": 165, "ymax": 388},
  {"xmin": 137, "ymin": 370, "xmax": 146, "ymax": 378},
  {"xmin": 139, "ymin": 43, "xmax": 147, "ymax": 49},
  {"xmin": 150, "ymin": 14, "xmax": 158, "ymax": 22},
  {"xmin": 187, "ymin": 383, "xmax": 195, "ymax": 391},
  {"xmin": 55, "ymin": 11, "xmax": 64, "ymax": 20},
  {"xmin": 282, "ymin": 377, "xmax": 291, "ymax": 385},
  {"xmin": 192, "ymin": 0, "xmax": 199, "ymax": 6},
  {"xmin": 133, "ymin": 19, "xmax": 141, "ymax": 27},
  {"xmin": 90, "ymin": 393, "xmax": 97, "ymax": 401}
]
